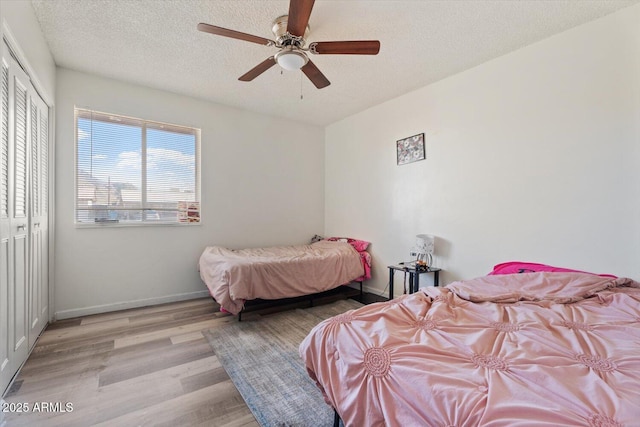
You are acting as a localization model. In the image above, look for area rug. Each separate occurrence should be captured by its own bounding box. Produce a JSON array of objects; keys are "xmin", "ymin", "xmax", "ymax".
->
[{"xmin": 204, "ymin": 299, "xmax": 363, "ymax": 427}]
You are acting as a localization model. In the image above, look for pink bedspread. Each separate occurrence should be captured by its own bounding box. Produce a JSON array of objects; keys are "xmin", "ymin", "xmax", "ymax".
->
[
  {"xmin": 300, "ymin": 272, "xmax": 640, "ymax": 426},
  {"xmin": 199, "ymin": 241, "xmax": 364, "ymax": 315},
  {"xmin": 354, "ymin": 251, "xmax": 372, "ymax": 282}
]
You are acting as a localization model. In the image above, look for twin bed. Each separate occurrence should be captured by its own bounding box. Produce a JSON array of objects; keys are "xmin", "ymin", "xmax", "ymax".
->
[
  {"xmin": 300, "ymin": 265, "xmax": 640, "ymax": 426},
  {"xmin": 199, "ymin": 238, "xmax": 371, "ymax": 316}
]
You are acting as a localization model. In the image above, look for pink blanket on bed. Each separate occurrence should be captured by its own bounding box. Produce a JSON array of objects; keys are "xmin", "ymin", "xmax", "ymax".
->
[
  {"xmin": 199, "ymin": 241, "xmax": 365, "ymax": 315},
  {"xmin": 300, "ymin": 272, "xmax": 640, "ymax": 426}
]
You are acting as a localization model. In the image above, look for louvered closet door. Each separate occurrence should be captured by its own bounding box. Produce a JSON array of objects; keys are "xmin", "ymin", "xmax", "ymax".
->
[
  {"xmin": 0, "ymin": 42, "xmax": 31, "ymax": 393},
  {"xmin": 35, "ymin": 93, "xmax": 48, "ymax": 338},
  {"xmin": 0, "ymin": 44, "xmax": 12, "ymax": 394},
  {"xmin": 28, "ymin": 92, "xmax": 48, "ymax": 348}
]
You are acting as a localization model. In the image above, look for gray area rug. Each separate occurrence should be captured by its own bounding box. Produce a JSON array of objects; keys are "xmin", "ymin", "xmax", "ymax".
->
[{"xmin": 204, "ymin": 299, "xmax": 363, "ymax": 427}]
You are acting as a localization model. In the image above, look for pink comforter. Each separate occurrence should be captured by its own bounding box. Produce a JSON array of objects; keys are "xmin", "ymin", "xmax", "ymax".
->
[
  {"xmin": 300, "ymin": 272, "xmax": 640, "ymax": 426},
  {"xmin": 199, "ymin": 241, "xmax": 364, "ymax": 315}
]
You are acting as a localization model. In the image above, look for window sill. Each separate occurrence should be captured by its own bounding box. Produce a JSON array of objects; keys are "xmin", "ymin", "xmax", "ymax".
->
[{"xmin": 74, "ymin": 221, "xmax": 202, "ymax": 229}]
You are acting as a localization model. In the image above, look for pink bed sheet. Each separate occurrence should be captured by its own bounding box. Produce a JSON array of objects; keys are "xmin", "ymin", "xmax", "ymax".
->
[{"xmin": 300, "ymin": 272, "xmax": 640, "ymax": 426}]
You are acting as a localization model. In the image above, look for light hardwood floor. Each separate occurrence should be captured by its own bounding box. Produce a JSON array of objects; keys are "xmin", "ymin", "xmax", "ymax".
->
[
  {"xmin": 2, "ymin": 297, "xmax": 256, "ymax": 427},
  {"xmin": 2, "ymin": 288, "xmax": 375, "ymax": 426}
]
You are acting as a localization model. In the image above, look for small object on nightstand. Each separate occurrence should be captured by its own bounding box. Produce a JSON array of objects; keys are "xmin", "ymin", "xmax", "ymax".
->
[{"xmin": 387, "ymin": 262, "xmax": 441, "ymax": 300}]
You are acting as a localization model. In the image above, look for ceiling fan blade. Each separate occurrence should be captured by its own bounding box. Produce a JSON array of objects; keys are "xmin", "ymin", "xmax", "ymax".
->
[
  {"xmin": 287, "ymin": 0, "xmax": 315, "ymax": 37},
  {"xmin": 310, "ymin": 41, "xmax": 380, "ymax": 55},
  {"xmin": 197, "ymin": 23, "xmax": 274, "ymax": 46},
  {"xmin": 301, "ymin": 60, "xmax": 330, "ymax": 89},
  {"xmin": 238, "ymin": 57, "xmax": 277, "ymax": 81}
]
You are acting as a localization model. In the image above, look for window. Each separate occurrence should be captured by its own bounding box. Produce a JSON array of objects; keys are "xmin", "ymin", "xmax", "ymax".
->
[{"xmin": 75, "ymin": 108, "xmax": 200, "ymax": 225}]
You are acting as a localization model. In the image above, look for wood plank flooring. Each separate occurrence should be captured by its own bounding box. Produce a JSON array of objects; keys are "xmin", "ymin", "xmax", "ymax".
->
[{"xmin": 2, "ymin": 287, "xmax": 380, "ymax": 426}]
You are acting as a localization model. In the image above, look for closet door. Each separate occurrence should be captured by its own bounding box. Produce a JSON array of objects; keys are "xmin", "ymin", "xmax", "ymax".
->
[
  {"xmin": 28, "ymin": 92, "xmax": 48, "ymax": 347},
  {"xmin": 0, "ymin": 43, "xmax": 30, "ymax": 393},
  {"xmin": 0, "ymin": 45, "xmax": 11, "ymax": 394},
  {"xmin": 9, "ymin": 54, "xmax": 30, "ymax": 377},
  {"xmin": 36, "ymin": 94, "xmax": 48, "ymax": 337}
]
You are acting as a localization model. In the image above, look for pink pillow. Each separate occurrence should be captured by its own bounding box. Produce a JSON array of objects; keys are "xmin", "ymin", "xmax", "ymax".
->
[
  {"xmin": 488, "ymin": 261, "xmax": 617, "ymax": 279},
  {"xmin": 324, "ymin": 237, "xmax": 370, "ymax": 252}
]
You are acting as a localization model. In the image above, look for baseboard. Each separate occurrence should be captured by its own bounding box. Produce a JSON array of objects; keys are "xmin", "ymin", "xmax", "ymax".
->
[
  {"xmin": 54, "ymin": 290, "xmax": 211, "ymax": 320},
  {"xmin": 347, "ymin": 281, "xmax": 389, "ymax": 299}
]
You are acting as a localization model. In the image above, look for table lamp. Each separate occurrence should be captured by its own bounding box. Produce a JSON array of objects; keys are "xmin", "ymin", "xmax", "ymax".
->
[{"xmin": 415, "ymin": 234, "xmax": 435, "ymax": 268}]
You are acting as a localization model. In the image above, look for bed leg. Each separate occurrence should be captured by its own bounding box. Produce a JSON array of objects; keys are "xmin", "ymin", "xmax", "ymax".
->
[
  {"xmin": 358, "ymin": 281, "xmax": 363, "ymax": 301},
  {"xmin": 333, "ymin": 409, "xmax": 340, "ymax": 427},
  {"xmin": 238, "ymin": 310, "xmax": 242, "ymax": 322}
]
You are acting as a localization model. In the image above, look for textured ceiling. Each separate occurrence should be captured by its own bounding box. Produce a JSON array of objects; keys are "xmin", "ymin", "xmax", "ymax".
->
[{"xmin": 31, "ymin": 0, "xmax": 639, "ymax": 126}]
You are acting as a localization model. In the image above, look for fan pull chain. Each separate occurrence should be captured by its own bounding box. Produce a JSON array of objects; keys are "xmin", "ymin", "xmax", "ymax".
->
[{"xmin": 300, "ymin": 71, "xmax": 304, "ymax": 100}]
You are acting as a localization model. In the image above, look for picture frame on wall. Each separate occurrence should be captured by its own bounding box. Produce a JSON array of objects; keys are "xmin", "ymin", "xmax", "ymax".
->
[{"xmin": 396, "ymin": 133, "xmax": 425, "ymax": 165}]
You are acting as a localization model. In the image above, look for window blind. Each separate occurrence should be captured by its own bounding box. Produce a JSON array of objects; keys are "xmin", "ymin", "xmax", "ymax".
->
[{"xmin": 75, "ymin": 108, "xmax": 200, "ymax": 224}]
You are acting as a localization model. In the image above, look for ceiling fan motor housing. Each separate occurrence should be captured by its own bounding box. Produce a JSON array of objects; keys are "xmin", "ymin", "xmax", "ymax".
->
[{"xmin": 272, "ymin": 15, "xmax": 309, "ymax": 48}]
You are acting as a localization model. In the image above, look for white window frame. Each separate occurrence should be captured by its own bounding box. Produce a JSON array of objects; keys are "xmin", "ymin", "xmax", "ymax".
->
[{"xmin": 74, "ymin": 108, "xmax": 201, "ymax": 227}]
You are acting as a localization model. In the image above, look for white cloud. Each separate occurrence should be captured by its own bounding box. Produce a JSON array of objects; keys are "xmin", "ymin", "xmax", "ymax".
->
[
  {"xmin": 77, "ymin": 129, "xmax": 90, "ymax": 141},
  {"xmin": 116, "ymin": 151, "xmax": 141, "ymax": 170},
  {"xmin": 147, "ymin": 148, "xmax": 194, "ymax": 170},
  {"xmin": 92, "ymin": 148, "xmax": 194, "ymax": 192}
]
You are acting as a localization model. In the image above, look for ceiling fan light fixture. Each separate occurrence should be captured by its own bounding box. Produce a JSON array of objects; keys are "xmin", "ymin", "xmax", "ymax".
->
[{"xmin": 275, "ymin": 48, "xmax": 308, "ymax": 71}]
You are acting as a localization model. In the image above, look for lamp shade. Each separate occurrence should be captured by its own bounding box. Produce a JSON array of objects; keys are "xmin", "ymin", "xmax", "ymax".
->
[
  {"xmin": 416, "ymin": 234, "xmax": 435, "ymax": 255},
  {"xmin": 275, "ymin": 49, "xmax": 308, "ymax": 70}
]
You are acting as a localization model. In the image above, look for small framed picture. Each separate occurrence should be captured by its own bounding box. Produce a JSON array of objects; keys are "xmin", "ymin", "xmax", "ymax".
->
[{"xmin": 396, "ymin": 133, "xmax": 425, "ymax": 165}]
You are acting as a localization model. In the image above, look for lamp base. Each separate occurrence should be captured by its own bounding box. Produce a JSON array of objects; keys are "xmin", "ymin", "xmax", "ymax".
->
[{"xmin": 416, "ymin": 253, "xmax": 433, "ymax": 269}]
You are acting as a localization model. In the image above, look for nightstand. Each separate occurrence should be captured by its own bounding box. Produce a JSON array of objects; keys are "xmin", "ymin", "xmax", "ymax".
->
[{"xmin": 387, "ymin": 263, "xmax": 441, "ymax": 300}]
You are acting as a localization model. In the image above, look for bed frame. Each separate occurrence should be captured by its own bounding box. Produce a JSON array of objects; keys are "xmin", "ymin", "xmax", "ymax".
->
[{"xmin": 235, "ymin": 281, "xmax": 363, "ymax": 321}]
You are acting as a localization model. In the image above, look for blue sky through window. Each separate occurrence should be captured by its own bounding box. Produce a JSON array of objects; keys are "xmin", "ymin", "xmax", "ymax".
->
[
  {"xmin": 77, "ymin": 117, "xmax": 196, "ymax": 195},
  {"xmin": 76, "ymin": 110, "xmax": 198, "ymax": 223}
]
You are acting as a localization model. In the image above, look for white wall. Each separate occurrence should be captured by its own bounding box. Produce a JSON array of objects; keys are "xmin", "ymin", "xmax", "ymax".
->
[
  {"xmin": 55, "ymin": 69, "xmax": 325, "ymax": 318},
  {"xmin": 0, "ymin": 0, "xmax": 56, "ymax": 104},
  {"xmin": 326, "ymin": 5, "xmax": 640, "ymax": 296}
]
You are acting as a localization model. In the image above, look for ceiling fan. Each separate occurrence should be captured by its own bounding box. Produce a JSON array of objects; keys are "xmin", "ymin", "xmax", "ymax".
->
[{"xmin": 197, "ymin": 0, "xmax": 380, "ymax": 89}]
